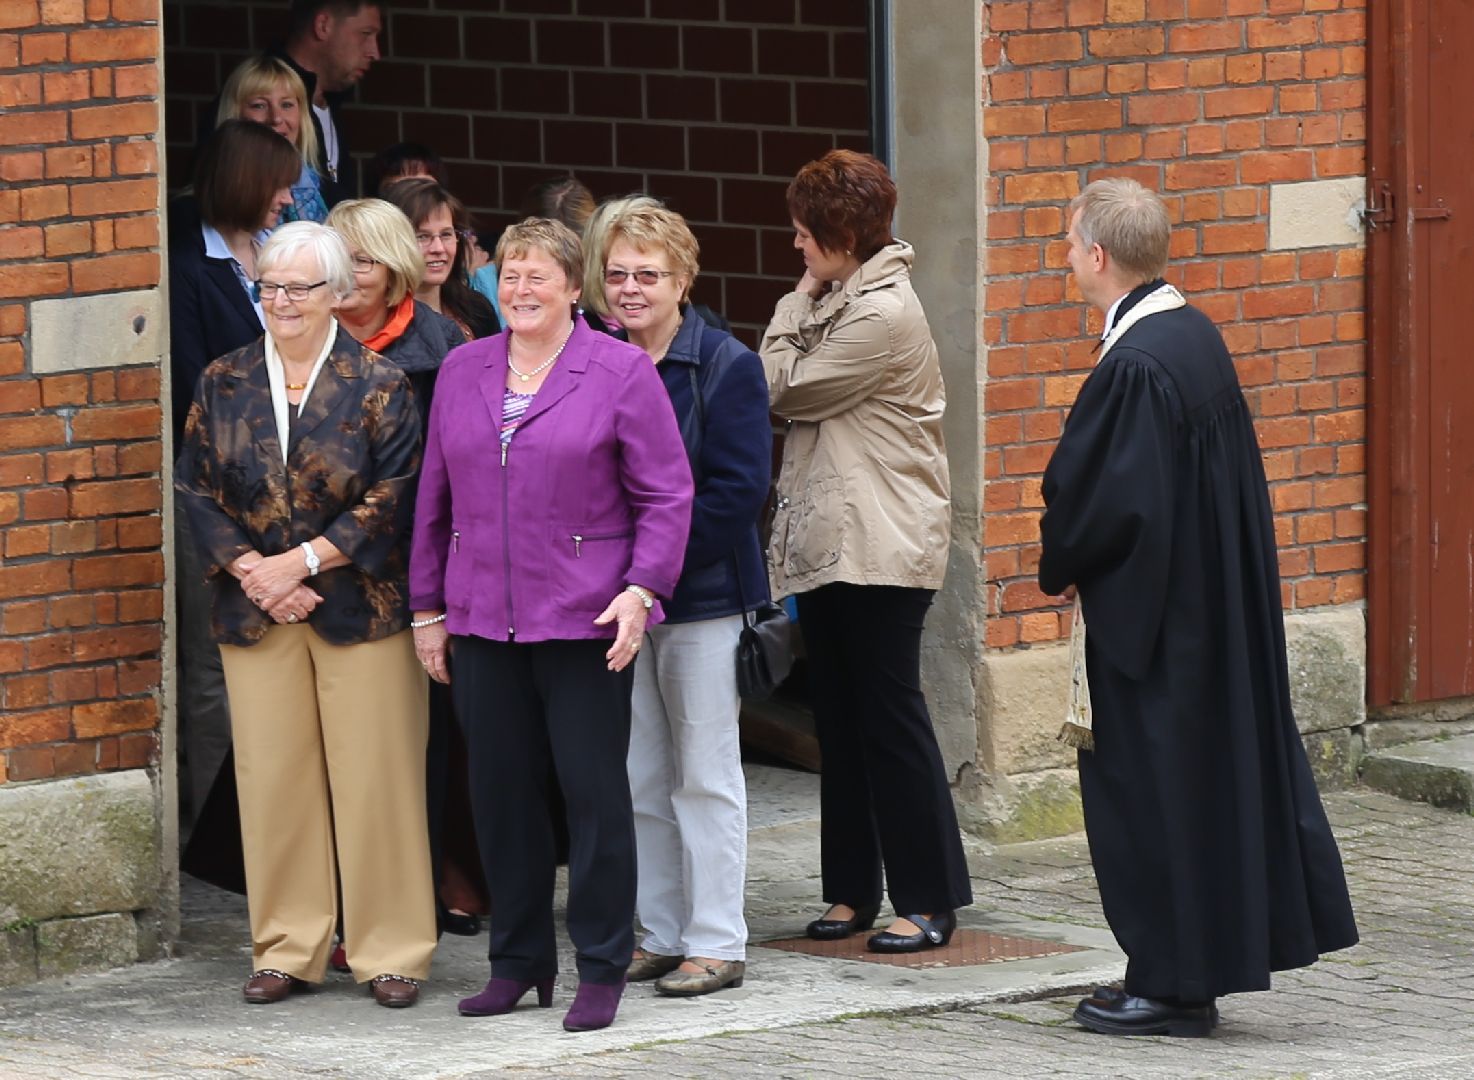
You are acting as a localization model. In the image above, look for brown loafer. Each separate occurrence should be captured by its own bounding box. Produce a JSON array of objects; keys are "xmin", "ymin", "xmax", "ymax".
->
[
  {"xmin": 243, "ymin": 969, "xmax": 301, "ymax": 1004},
  {"xmin": 370, "ymin": 973, "xmax": 420, "ymax": 1008}
]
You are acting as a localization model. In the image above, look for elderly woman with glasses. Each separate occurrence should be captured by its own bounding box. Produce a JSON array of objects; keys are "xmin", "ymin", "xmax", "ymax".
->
[
  {"xmin": 381, "ymin": 176, "xmax": 499, "ymax": 341},
  {"xmin": 410, "ymin": 218, "xmax": 692, "ymax": 1032},
  {"xmin": 175, "ymin": 221, "xmax": 436, "ymax": 1009}
]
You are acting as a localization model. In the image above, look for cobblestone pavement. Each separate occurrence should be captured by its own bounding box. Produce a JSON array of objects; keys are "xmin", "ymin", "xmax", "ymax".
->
[
  {"xmin": 1, "ymin": 788, "xmax": 1471, "ymax": 1079},
  {"xmin": 505, "ymin": 791, "xmax": 1474, "ymax": 1080}
]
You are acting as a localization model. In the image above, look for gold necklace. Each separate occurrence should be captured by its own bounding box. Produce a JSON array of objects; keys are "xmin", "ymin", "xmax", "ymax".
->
[
  {"xmin": 285, "ymin": 382, "xmax": 307, "ymax": 391},
  {"xmin": 648, "ymin": 323, "xmax": 682, "ymax": 364},
  {"xmin": 508, "ymin": 321, "xmax": 575, "ymax": 383}
]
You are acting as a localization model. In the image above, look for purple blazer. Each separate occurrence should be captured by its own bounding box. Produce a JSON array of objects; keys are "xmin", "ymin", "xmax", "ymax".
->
[{"xmin": 409, "ymin": 320, "xmax": 693, "ymax": 642}]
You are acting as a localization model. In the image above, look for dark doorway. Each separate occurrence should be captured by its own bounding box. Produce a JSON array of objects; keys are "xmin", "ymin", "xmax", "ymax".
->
[{"xmin": 162, "ymin": 0, "xmax": 872, "ymax": 344}]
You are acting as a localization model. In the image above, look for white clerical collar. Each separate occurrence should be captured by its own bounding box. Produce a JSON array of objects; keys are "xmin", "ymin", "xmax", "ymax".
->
[{"xmin": 1101, "ymin": 292, "xmax": 1130, "ymax": 339}]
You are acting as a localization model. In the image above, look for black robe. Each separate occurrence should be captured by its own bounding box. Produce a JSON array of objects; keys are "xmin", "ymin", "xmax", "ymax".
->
[{"xmin": 1038, "ymin": 281, "xmax": 1358, "ymax": 1002}]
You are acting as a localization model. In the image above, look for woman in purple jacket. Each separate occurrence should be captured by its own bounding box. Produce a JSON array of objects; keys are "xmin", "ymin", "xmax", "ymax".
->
[{"xmin": 409, "ymin": 218, "xmax": 693, "ymax": 1033}]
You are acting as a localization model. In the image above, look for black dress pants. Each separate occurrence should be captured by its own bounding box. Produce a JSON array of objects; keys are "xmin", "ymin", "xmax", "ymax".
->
[
  {"xmin": 453, "ymin": 634, "xmax": 636, "ymax": 985},
  {"xmin": 796, "ymin": 583, "xmax": 973, "ymax": 915}
]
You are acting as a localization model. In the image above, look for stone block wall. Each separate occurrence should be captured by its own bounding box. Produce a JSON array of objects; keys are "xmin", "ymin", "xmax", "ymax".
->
[
  {"xmin": 162, "ymin": 0, "xmax": 871, "ymax": 341},
  {"xmin": 0, "ymin": 0, "xmax": 167, "ymax": 982}
]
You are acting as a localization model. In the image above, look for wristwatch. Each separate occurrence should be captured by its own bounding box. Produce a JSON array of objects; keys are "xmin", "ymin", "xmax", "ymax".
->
[
  {"xmin": 300, "ymin": 541, "xmax": 321, "ymax": 577},
  {"xmin": 625, "ymin": 584, "xmax": 654, "ymax": 609}
]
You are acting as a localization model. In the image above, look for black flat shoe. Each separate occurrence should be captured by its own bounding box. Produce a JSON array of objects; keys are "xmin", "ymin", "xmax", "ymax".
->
[
  {"xmin": 866, "ymin": 910, "xmax": 956, "ymax": 953},
  {"xmin": 805, "ymin": 903, "xmax": 881, "ymax": 941},
  {"xmin": 1072, "ymin": 993, "xmax": 1214, "ymax": 1037},
  {"xmin": 440, "ymin": 909, "xmax": 482, "ymax": 937},
  {"xmin": 1088, "ymin": 985, "xmax": 1219, "ymax": 1027}
]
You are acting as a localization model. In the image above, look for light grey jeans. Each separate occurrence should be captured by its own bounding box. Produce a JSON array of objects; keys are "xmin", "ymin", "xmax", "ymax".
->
[{"xmin": 627, "ymin": 613, "xmax": 749, "ymax": 961}]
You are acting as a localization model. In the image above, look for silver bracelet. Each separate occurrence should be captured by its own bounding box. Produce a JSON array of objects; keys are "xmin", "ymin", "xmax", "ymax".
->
[{"xmin": 410, "ymin": 613, "xmax": 447, "ymax": 629}]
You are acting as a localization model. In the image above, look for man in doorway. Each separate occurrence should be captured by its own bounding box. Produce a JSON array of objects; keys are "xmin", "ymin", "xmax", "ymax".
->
[
  {"xmin": 270, "ymin": 0, "xmax": 383, "ymax": 203},
  {"xmin": 1038, "ymin": 177, "xmax": 1359, "ymax": 1037}
]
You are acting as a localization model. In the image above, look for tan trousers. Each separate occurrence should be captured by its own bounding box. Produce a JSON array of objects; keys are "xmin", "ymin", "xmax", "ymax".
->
[{"xmin": 220, "ymin": 624, "xmax": 436, "ymax": 983}]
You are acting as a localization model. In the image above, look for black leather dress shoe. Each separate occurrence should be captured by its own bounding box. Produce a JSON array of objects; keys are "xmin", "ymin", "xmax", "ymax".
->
[
  {"xmin": 805, "ymin": 903, "xmax": 881, "ymax": 941},
  {"xmin": 1089, "ymin": 985, "xmax": 1219, "ymax": 1027},
  {"xmin": 866, "ymin": 910, "xmax": 956, "ymax": 953},
  {"xmin": 1072, "ymin": 993, "xmax": 1214, "ymax": 1037}
]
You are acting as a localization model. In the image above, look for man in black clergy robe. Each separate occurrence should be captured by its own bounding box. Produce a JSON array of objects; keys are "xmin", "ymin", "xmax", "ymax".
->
[{"xmin": 1038, "ymin": 178, "xmax": 1359, "ymax": 1038}]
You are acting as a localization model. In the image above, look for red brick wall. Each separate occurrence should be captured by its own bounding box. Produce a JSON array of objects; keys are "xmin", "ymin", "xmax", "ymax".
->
[
  {"xmin": 980, "ymin": 0, "xmax": 1367, "ymax": 649},
  {"xmin": 0, "ymin": 1, "xmax": 166, "ymax": 783},
  {"xmin": 163, "ymin": 0, "xmax": 870, "ymax": 340}
]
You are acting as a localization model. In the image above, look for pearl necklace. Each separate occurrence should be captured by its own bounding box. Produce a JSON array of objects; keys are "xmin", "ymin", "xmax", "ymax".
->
[{"xmin": 508, "ymin": 322, "xmax": 575, "ymax": 383}]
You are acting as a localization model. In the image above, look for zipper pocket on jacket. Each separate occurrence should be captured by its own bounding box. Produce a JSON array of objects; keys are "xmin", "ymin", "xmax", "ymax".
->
[{"xmin": 571, "ymin": 530, "xmax": 633, "ymax": 557}]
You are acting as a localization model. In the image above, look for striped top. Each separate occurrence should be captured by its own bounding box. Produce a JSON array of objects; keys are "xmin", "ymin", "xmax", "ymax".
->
[{"xmin": 500, "ymin": 389, "xmax": 535, "ymax": 448}]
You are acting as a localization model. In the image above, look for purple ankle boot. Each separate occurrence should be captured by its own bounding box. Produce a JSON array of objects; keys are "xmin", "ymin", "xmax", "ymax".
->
[
  {"xmin": 562, "ymin": 978, "xmax": 625, "ymax": 1032},
  {"xmin": 458, "ymin": 976, "xmax": 554, "ymax": 1017}
]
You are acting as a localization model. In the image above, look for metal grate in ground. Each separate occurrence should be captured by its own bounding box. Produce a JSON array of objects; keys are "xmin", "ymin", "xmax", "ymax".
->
[{"xmin": 759, "ymin": 927, "xmax": 1087, "ymax": 968}]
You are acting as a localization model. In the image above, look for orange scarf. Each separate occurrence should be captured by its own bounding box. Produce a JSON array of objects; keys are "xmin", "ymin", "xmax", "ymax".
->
[{"xmin": 363, "ymin": 296, "xmax": 415, "ymax": 353}]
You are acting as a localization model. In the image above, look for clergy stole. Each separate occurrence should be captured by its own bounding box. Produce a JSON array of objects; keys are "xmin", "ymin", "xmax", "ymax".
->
[{"xmin": 1057, "ymin": 283, "xmax": 1188, "ymax": 752}]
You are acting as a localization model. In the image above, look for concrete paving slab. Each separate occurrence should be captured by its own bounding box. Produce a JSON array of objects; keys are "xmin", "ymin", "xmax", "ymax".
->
[{"xmin": 0, "ymin": 763, "xmax": 1122, "ymax": 1078}]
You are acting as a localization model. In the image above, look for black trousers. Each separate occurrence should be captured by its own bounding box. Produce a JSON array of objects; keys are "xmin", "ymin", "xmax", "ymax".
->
[
  {"xmin": 453, "ymin": 634, "xmax": 636, "ymax": 985},
  {"xmin": 796, "ymin": 583, "xmax": 973, "ymax": 915}
]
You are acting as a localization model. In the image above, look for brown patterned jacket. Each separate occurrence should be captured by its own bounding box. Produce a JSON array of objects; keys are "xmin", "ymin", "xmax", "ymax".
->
[{"xmin": 174, "ymin": 327, "xmax": 422, "ymax": 646}]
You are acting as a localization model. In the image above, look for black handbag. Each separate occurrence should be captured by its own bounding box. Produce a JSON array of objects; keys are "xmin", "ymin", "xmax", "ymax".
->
[
  {"xmin": 735, "ymin": 570, "xmax": 793, "ymax": 701},
  {"xmin": 684, "ymin": 364, "xmax": 792, "ymax": 699}
]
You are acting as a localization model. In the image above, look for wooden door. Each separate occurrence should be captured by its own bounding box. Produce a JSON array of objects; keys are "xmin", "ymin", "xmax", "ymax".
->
[{"xmin": 1368, "ymin": 0, "xmax": 1474, "ymax": 704}]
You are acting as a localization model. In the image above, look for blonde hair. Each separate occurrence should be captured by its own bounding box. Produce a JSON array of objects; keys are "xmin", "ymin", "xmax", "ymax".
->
[
  {"xmin": 325, "ymin": 198, "xmax": 425, "ymax": 307},
  {"xmin": 494, "ymin": 217, "xmax": 584, "ymax": 295},
  {"xmin": 581, "ymin": 195, "xmax": 663, "ymax": 316},
  {"xmin": 217, "ymin": 55, "xmax": 322, "ymax": 174},
  {"xmin": 1069, "ymin": 177, "xmax": 1171, "ymax": 284},
  {"xmin": 601, "ymin": 204, "xmax": 700, "ymax": 303}
]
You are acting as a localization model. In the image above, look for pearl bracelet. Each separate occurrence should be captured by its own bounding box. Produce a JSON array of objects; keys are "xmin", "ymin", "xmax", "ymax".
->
[{"xmin": 410, "ymin": 613, "xmax": 447, "ymax": 629}]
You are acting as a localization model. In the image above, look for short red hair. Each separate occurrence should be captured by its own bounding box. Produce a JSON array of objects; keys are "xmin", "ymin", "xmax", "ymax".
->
[{"xmin": 786, "ymin": 150, "xmax": 897, "ymax": 261}]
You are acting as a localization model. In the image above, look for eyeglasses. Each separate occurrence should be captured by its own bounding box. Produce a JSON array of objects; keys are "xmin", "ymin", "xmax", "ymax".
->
[
  {"xmin": 415, "ymin": 229, "xmax": 466, "ymax": 248},
  {"xmin": 350, "ymin": 255, "xmax": 379, "ymax": 274},
  {"xmin": 604, "ymin": 269, "xmax": 674, "ymax": 286},
  {"xmin": 253, "ymin": 280, "xmax": 328, "ymax": 302}
]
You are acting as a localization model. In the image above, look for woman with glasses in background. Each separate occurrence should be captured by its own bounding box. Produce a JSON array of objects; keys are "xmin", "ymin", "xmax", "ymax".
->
[
  {"xmin": 325, "ymin": 197, "xmax": 491, "ymax": 940},
  {"xmin": 175, "ymin": 221, "xmax": 437, "ymax": 1009},
  {"xmin": 381, "ymin": 176, "xmax": 499, "ymax": 341}
]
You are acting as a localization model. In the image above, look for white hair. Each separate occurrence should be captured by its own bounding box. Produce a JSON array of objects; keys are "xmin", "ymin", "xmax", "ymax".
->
[{"xmin": 257, "ymin": 221, "xmax": 355, "ymax": 300}]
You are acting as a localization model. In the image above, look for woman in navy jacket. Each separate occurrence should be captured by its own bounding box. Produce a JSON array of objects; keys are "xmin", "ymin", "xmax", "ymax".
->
[
  {"xmin": 169, "ymin": 121, "xmax": 300, "ymax": 840},
  {"xmin": 592, "ymin": 202, "xmax": 771, "ymax": 998}
]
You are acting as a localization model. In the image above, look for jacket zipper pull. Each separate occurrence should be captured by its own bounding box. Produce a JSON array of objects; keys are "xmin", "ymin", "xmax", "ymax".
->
[
  {"xmin": 501, "ymin": 442, "xmax": 508, "ymax": 467},
  {"xmin": 452, "ymin": 530, "xmax": 460, "ymax": 553},
  {"xmin": 573, "ymin": 534, "xmax": 582, "ymax": 557}
]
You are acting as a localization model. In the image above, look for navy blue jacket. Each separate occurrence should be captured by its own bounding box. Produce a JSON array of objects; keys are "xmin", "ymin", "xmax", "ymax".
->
[
  {"xmin": 650, "ymin": 307, "xmax": 772, "ymax": 623},
  {"xmin": 167, "ymin": 196, "xmax": 265, "ymax": 447}
]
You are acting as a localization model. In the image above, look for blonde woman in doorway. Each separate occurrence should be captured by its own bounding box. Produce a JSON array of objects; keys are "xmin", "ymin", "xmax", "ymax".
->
[{"xmin": 217, "ymin": 55, "xmax": 329, "ymax": 223}]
